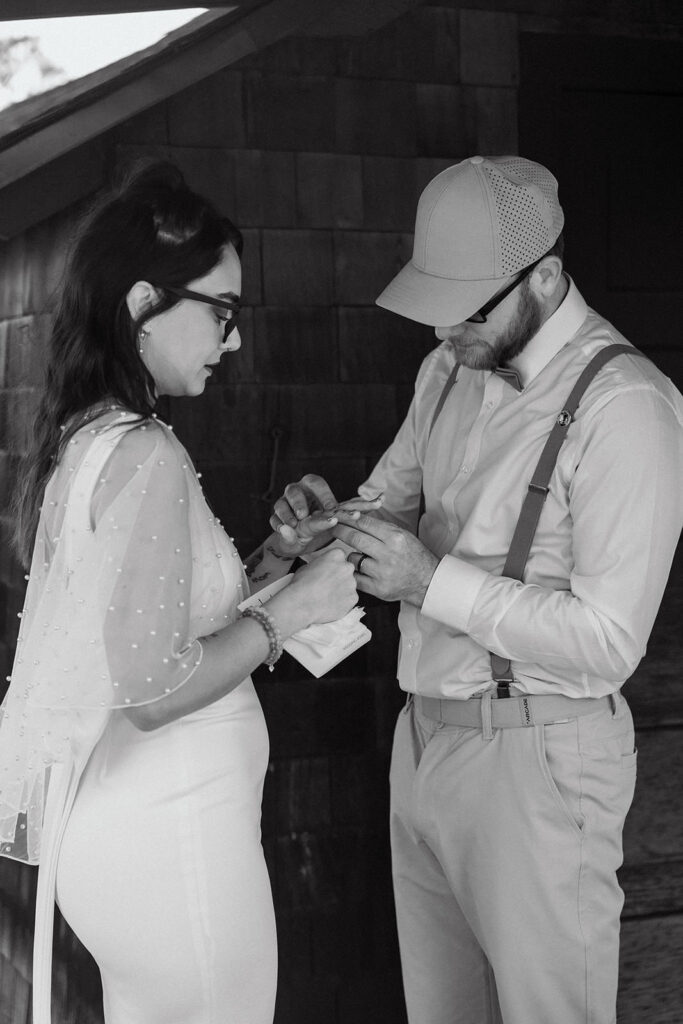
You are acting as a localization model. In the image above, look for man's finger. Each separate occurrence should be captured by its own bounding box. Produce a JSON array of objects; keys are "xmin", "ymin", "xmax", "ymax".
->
[
  {"xmin": 305, "ymin": 511, "xmax": 339, "ymax": 534},
  {"xmin": 334, "ymin": 511, "xmax": 398, "ymax": 540},
  {"xmin": 331, "ymin": 494, "xmax": 384, "ymax": 514},
  {"xmin": 331, "ymin": 522, "xmax": 383, "ymax": 557},
  {"xmin": 292, "ymin": 510, "xmax": 339, "ymax": 541},
  {"xmin": 354, "ymin": 574, "xmax": 376, "ymax": 597}
]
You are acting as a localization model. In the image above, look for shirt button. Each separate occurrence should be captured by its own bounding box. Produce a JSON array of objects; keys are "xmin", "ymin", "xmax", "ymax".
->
[
  {"xmin": 462, "ymin": 465, "xmax": 470, "ymax": 474},
  {"xmin": 485, "ymin": 401, "xmax": 494, "ymax": 410}
]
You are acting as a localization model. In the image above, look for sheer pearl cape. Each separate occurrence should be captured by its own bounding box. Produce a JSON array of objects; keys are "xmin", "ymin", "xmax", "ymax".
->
[{"xmin": 0, "ymin": 410, "xmax": 238, "ymax": 863}]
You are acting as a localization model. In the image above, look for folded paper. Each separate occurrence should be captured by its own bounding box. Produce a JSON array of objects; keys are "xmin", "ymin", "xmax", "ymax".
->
[{"xmin": 238, "ymin": 575, "xmax": 371, "ymax": 678}]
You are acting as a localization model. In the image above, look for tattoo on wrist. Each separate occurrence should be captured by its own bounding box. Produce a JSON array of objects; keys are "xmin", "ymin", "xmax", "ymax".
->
[
  {"xmin": 245, "ymin": 540, "xmax": 294, "ymax": 580},
  {"xmin": 244, "ymin": 545, "xmax": 264, "ymax": 578},
  {"xmin": 266, "ymin": 543, "xmax": 295, "ymax": 563}
]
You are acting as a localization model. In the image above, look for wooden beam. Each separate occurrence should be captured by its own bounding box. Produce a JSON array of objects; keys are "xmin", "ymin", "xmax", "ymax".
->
[
  {"xmin": 0, "ymin": 8, "xmax": 241, "ymax": 142},
  {"xmin": 0, "ymin": 138, "xmax": 109, "ymax": 240},
  {"xmin": 0, "ymin": 0, "xmax": 237, "ymax": 16},
  {"xmin": 0, "ymin": 3, "xmax": 275, "ymax": 196}
]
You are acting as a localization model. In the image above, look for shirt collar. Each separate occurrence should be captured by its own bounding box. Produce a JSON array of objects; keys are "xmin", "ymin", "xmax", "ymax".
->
[{"xmin": 505, "ymin": 275, "xmax": 588, "ymax": 388}]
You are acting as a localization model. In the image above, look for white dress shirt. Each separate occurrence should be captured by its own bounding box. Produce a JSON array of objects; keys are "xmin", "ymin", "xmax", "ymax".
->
[{"xmin": 360, "ymin": 278, "xmax": 683, "ymax": 699}]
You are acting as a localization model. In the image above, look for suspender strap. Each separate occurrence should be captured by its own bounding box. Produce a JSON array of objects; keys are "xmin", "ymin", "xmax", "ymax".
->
[
  {"xmin": 430, "ymin": 362, "xmax": 461, "ymax": 435},
  {"xmin": 418, "ymin": 362, "xmax": 461, "ymax": 523},
  {"xmin": 491, "ymin": 343, "xmax": 647, "ymax": 696}
]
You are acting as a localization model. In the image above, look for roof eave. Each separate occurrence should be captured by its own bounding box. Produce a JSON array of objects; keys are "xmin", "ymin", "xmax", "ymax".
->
[{"xmin": 0, "ymin": 0, "xmax": 420, "ymax": 240}]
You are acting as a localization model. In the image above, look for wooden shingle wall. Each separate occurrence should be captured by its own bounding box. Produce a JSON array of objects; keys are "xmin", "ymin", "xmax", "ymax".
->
[{"xmin": 0, "ymin": 3, "xmax": 681, "ymax": 1021}]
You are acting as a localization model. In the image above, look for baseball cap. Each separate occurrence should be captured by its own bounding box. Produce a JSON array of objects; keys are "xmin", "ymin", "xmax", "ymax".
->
[{"xmin": 376, "ymin": 155, "xmax": 564, "ymax": 327}]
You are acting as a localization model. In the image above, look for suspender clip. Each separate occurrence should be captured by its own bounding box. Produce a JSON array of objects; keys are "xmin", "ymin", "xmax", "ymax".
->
[
  {"xmin": 557, "ymin": 409, "xmax": 572, "ymax": 427},
  {"xmin": 528, "ymin": 482, "xmax": 549, "ymax": 495}
]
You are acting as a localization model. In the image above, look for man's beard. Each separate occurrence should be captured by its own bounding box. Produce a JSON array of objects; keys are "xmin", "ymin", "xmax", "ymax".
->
[
  {"xmin": 495, "ymin": 278, "xmax": 543, "ymax": 366},
  {"xmin": 451, "ymin": 279, "xmax": 544, "ymax": 370}
]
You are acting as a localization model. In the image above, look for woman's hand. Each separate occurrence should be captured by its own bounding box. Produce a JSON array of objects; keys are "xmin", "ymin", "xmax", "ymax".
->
[
  {"xmin": 267, "ymin": 549, "xmax": 358, "ymax": 634},
  {"xmin": 270, "ymin": 474, "xmax": 383, "ymax": 559},
  {"xmin": 270, "ymin": 507, "xmax": 341, "ymax": 560}
]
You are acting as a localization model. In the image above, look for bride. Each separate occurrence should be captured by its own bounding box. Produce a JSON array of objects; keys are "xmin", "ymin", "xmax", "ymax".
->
[{"xmin": 0, "ymin": 161, "xmax": 362, "ymax": 1024}]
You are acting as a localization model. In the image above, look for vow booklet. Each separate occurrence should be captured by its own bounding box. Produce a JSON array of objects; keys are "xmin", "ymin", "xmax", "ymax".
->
[{"xmin": 238, "ymin": 575, "xmax": 371, "ymax": 678}]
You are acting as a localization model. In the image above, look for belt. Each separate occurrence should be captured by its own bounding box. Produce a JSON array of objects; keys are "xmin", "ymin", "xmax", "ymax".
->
[{"xmin": 414, "ymin": 692, "xmax": 611, "ymax": 731}]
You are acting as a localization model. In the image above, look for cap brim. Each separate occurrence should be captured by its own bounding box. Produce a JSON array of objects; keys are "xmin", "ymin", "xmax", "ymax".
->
[{"xmin": 376, "ymin": 260, "xmax": 503, "ymax": 328}]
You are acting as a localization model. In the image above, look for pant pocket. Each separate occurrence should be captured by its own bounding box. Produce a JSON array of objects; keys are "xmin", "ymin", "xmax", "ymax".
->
[
  {"xmin": 577, "ymin": 704, "xmax": 638, "ymax": 828},
  {"xmin": 621, "ymin": 750, "xmax": 638, "ymax": 771},
  {"xmin": 535, "ymin": 721, "xmax": 585, "ymax": 838}
]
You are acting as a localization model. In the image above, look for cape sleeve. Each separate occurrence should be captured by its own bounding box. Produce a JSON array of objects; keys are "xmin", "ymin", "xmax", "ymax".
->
[
  {"xmin": 27, "ymin": 419, "xmax": 203, "ymax": 711},
  {"xmin": 95, "ymin": 423, "xmax": 203, "ymax": 706},
  {"xmin": 0, "ymin": 418, "xmax": 202, "ymax": 861}
]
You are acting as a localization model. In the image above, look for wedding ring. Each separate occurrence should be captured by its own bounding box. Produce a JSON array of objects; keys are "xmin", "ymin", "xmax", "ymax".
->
[{"xmin": 356, "ymin": 553, "xmax": 368, "ymax": 575}]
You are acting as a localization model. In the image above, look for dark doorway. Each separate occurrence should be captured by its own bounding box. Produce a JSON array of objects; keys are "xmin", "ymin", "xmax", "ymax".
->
[
  {"xmin": 520, "ymin": 30, "xmax": 683, "ymax": 1024},
  {"xmin": 520, "ymin": 32, "xmax": 682, "ymax": 385}
]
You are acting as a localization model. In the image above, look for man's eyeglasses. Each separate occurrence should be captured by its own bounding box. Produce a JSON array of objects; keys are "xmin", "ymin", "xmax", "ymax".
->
[
  {"xmin": 162, "ymin": 285, "xmax": 241, "ymax": 344},
  {"xmin": 465, "ymin": 260, "xmax": 539, "ymax": 324}
]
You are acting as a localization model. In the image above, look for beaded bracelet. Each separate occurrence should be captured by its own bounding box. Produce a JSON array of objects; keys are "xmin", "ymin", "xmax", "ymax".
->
[{"xmin": 241, "ymin": 605, "xmax": 284, "ymax": 672}]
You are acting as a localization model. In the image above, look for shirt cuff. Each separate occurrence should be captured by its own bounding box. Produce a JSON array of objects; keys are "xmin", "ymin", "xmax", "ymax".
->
[{"xmin": 421, "ymin": 555, "xmax": 489, "ymax": 631}]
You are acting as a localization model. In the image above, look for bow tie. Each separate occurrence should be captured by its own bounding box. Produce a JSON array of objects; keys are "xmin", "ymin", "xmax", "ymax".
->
[{"xmin": 493, "ymin": 365, "xmax": 523, "ymax": 392}]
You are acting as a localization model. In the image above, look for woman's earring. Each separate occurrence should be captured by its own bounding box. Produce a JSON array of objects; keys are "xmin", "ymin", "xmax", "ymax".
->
[{"xmin": 138, "ymin": 327, "xmax": 149, "ymax": 355}]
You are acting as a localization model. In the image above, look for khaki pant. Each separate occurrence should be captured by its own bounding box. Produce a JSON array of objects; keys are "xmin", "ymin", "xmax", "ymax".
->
[{"xmin": 390, "ymin": 691, "xmax": 637, "ymax": 1024}]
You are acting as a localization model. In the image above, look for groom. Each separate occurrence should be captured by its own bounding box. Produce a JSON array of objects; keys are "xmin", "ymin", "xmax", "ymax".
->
[{"xmin": 271, "ymin": 155, "xmax": 683, "ymax": 1024}]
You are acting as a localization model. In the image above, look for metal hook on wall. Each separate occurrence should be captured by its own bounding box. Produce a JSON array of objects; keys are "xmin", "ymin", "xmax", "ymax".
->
[{"xmin": 260, "ymin": 425, "xmax": 284, "ymax": 503}]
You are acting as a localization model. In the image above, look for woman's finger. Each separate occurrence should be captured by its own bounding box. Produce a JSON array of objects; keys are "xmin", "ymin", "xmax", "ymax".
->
[
  {"xmin": 272, "ymin": 496, "xmax": 300, "ymax": 528},
  {"xmin": 299, "ymin": 474, "xmax": 339, "ymax": 512},
  {"xmin": 277, "ymin": 523, "xmax": 299, "ymax": 545}
]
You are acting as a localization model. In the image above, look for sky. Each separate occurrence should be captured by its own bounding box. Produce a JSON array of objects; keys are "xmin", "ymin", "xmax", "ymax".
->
[{"xmin": 0, "ymin": 9, "xmax": 209, "ymax": 107}]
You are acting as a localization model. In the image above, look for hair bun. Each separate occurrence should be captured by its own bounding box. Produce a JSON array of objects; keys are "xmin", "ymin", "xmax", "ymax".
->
[
  {"xmin": 120, "ymin": 159, "xmax": 188, "ymax": 199},
  {"xmin": 119, "ymin": 159, "xmax": 202, "ymax": 246}
]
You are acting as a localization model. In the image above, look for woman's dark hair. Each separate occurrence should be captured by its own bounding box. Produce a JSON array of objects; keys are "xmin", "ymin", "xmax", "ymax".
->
[{"xmin": 13, "ymin": 160, "xmax": 242, "ymax": 566}]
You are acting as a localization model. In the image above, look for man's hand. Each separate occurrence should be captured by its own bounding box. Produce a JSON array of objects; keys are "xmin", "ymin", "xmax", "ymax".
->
[{"xmin": 332, "ymin": 513, "xmax": 439, "ymax": 606}]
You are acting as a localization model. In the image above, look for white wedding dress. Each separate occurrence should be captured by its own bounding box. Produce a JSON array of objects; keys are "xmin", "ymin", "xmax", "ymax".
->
[{"xmin": 0, "ymin": 409, "xmax": 277, "ymax": 1024}]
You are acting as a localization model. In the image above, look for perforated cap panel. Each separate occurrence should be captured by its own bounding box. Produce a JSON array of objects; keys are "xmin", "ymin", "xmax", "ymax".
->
[
  {"xmin": 484, "ymin": 158, "xmax": 564, "ymax": 275},
  {"xmin": 376, "ymin": 155, "xmax": 566, "ymax": 327}
]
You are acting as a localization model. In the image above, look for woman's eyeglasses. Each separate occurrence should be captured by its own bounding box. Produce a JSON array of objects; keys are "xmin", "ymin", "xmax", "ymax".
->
[{"xmin": 162, "ymin": 285, "xmax": 241, "ymax": 344}]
